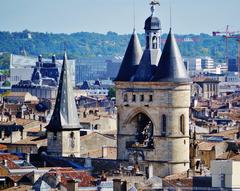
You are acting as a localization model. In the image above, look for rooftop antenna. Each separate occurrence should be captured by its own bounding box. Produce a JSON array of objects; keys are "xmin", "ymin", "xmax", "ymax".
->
[
  {"xmin": 133, "ymin": 0, "xmax": 136, "ymax": 32},
  {"xmin": 170, "ymin": 0, "xmax": 172, "ymax": 29}
]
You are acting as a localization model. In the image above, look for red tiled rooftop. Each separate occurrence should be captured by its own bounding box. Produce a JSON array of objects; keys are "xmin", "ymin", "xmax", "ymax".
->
[
  {"xmin": 0, "ymin": 153, "xmax": 19, "ymax": 161},
  {"xmin": 48, "ymin": 168, "xmax": 95, "ymax": 187}
]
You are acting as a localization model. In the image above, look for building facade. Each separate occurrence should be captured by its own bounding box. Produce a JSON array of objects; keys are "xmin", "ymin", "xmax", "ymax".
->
[
  {"xmin": 201, "ymin": 57, "xmax": 214, "ymax": 70},
  {"xmin": 115, "ymin": 3, "xmax": 191, "ymax": 177}
]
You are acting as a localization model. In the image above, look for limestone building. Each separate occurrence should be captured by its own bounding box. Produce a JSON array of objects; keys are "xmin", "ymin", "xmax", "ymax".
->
[
  {"xmin": 115, "ymin": 3, "xmax": 191, "ymax": 177},
  {"xmin": 46, "ymin": 52, "xmax": 81, "ymax": 157}
]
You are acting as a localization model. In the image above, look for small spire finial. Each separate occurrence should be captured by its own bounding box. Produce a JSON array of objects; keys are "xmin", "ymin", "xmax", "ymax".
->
[
  {"xmin": 170, "ymin": 0, "xmax": 172, "ymax": 29},
  {"xmin": 133, "ymin": 0, "xmax": 136, "ymax": 31}
]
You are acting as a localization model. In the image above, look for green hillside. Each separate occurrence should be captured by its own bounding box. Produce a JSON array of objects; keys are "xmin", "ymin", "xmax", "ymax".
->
[{"xmin": 0, "ymin": 30, "xmax": 238, "ymax": 62}]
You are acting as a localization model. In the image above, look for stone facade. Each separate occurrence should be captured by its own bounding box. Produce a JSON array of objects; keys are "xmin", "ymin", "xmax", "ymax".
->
[
  {"xmin": 47, "ymin": 131, "xmax": 81, "ymax": 157},
  {"xmin": 116, "ymin": 81, "xmax": 191, "ymax": 177}
]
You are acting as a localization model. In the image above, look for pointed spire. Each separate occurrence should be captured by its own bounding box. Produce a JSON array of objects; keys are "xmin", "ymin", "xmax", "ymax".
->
[
  {"xmin": 152, "ymin": 29, "xmax": 190, "ymax": 82},
  {"xmin": 115, "ymin": 30, "xmax": 143, "ymax": 81},
  {"xmin": 46, "ymin": 51, "xmax": 80, "ymax": 132}
]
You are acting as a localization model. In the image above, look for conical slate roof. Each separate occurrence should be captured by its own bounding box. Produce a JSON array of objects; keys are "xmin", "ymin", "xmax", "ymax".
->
[
  {"xmin": 132, "ymin": 50, "xmax": 156, "ymax": 82},
  {"xmin": 152, "ymin": 29, "xmax": 190, "ymax": 82},
  {"xmin": 115, "ymin": 30, "xmax": 142, "ymax": 81},
  {"xmin": 46, "ymin": 52, "xmax": 80, "ymax": 132}
]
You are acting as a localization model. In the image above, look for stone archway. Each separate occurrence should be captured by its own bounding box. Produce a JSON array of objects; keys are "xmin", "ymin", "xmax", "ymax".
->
[{"xmin": 129, "ymin": 112, "xmax": 154, "ymax": 149}]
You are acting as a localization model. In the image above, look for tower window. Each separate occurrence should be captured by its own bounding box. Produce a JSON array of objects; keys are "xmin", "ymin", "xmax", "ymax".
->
[
  {"xmin": 162, "ymin": 115, "xmax": 166, "ymax": 136},
  {"xmin": 132, "ymin": 94, "xmax": 136, "ymax": 102},
  {"xmin": 180, "ymin": 114, "xmax": 185, "ymax": 134},
  {"xmin": 152, "ymin": 36, "xmax": 158, "ymax": 49},
  {"xmin": 149, "ymin": 95, "xmax": 153, "ymax": 102},
  {"xmin": 140, "ymin": 95, "xmax": 144, "ymax": 102},
  {"xmin": 123, "ymin": 94, "xmax": 128, "ymax": 102}
]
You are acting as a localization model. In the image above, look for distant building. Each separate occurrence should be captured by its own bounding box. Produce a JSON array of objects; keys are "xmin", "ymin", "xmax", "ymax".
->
[
  {"xmin": 31, "ymin": 55, "xmax": 59, "ymax": 86},
  {"xmin": 78, "ymin": 80, "xmax": 109, "ymax": 97},
  {"xmin": 4, "ymin": 92, "xmax": 38, "ymax": 103},
  {"xmin": 184, "ymin": 58, "xmax": 202, "ymax": 75},
  {"xmin": 10, "ymin": 54, "xmax": 76, "ymax": 87},
  {"xmin": 76, "ymin": 57, "xmax": 108, "ymax": 83},
  {"xmin": 228, "ymin": 58, "xmax": 238, "ymax": 72},
  {"xmin": 12, "ymin": 81, "xmax": 58, "ymax": 100},
  {"xmin": 11, "ymin": 54, "xmax": 78, "ymax": 99},
  {"xmin": 193, "ymin": 78, "xmax": 219, "ymax": 99},
  {"xmin": 201, "ymin": 57, "xmax": 214, "ymax": 70},
  {"xmin": 75, "ymin": 57, "xmax": 122, "ymax": 84},
  {"xmin": 106, "ymin": 59, "xmax": 121, "ymax": 80}
]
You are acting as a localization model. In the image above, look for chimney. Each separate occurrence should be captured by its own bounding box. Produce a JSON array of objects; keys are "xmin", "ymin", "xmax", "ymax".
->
[
  {"xmin": 56, "ymin": 173, "xmax": 61, "ymax": 186},
  {"xmin": 52, "ymin": 54, "xmax": 56, "ymax": 64},
  {"xmin": 66, "ymin": 179, "xmax": 79, "ymax": 191},
  {"xmin": 25, "ymin": 153, "xmax": 30, "ymax": 163},
  {"xmin": 113, "ymin": 179, "xmax": 126, "ymax": 191},
  {"xmin": 38, "ymin": 55, "xmax": 42, "ymax": 63},
  {"xmin": 3, "ymin": 160, "xmax": 8, "ymax": 167},
  {"xmin": 148, "ymin": 164, "xmax": 153, "ymax": 179}
]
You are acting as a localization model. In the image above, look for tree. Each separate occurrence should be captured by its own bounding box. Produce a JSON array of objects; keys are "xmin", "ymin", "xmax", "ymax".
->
[
  {"xmin": 2, "ymin": 80, "xmax": 11, "ymax": 87},
  {"xmin": 108, "ymin": 87, "xmax": 116, "ymax": 98}
]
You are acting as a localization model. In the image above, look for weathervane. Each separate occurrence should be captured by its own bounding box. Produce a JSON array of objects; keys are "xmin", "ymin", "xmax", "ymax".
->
[
  {"xmin": 150, "ymin": 0, "xmax": 160, "ymax": 6},
  {"xmin": 150, "ymin": 0, "xmax": 160, "ymax": 15}
]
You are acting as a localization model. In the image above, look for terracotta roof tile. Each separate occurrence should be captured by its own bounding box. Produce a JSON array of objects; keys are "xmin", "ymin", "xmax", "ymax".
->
[{"xmin": 48, "ymin": 168, "xmax": 95, "ymax": 187}]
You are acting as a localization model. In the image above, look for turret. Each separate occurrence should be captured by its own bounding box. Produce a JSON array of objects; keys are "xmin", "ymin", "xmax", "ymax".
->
[{"xmin": 115, "ymin": 29, "xmax": 142, "ymax": 82}]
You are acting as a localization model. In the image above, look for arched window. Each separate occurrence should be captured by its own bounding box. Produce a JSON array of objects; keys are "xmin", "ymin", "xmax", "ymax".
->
[
  {"xmin": 162, "ymin": 114, "xmax": 166, "ymax": 136},
  {"xmin": 129, "ymin": 113, "xmax": 154, "ymax": 148},
  {"xmin": 180, "ymin": 114, "xmax": 185, "ymax": 134},
  {"xmin": 152, "ymin": 36, "xmax": 157, "ymax": 49},
  {"xmin": 123, "ymin": 94, "xmax": 128, "ymax": 102},
  {"xmin": 132, "ymin": 94, "xmax": 136, "ymax": 102}
]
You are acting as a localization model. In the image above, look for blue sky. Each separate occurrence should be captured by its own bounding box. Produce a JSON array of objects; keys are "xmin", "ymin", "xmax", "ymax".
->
[{"xmin": 0, "ymin": 0, "xmax": 239, "ymax": 34}]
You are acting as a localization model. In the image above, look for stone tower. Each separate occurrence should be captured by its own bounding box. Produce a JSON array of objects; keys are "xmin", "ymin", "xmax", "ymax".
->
[
  {"xmin": 115, "ymin": 4, "xmax": 191, "ymax": 177},
  {"xmin": 46, "ymin": 52, "xmax": 81, "ymax": 157}
]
